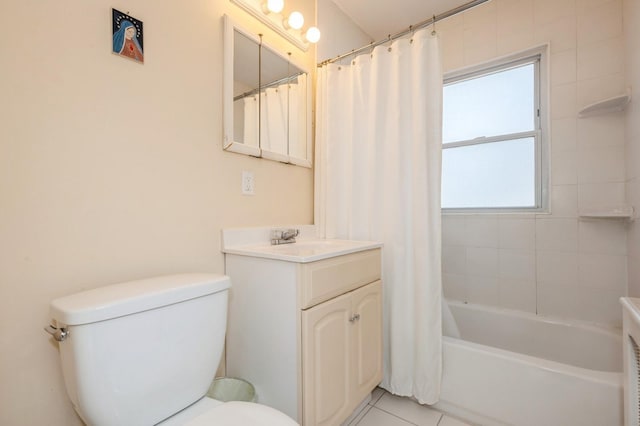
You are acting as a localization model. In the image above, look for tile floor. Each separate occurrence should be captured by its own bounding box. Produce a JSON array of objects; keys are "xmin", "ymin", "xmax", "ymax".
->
[{"xmin": 349, "ymin": 388, "xmax": 474, "ymax": 426}]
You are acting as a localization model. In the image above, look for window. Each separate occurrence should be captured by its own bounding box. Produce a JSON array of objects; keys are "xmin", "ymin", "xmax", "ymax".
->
[{"xmin": 441, "ymin": 50, "xmax": 548, "ymax": 211}]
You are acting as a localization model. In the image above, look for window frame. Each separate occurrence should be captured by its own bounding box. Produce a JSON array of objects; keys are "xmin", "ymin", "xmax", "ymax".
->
[{"xmin": 441, "ymin": 46, "xmax": 549, "ymax": 214}]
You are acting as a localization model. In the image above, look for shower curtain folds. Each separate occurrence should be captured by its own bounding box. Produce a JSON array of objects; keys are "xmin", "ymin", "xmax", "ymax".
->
[{"xmin": 315, "ymin": 30, "xmax": 443, "ymax": 404}]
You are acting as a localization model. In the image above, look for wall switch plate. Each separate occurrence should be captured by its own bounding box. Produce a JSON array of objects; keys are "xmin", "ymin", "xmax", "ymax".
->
[{"xmin": 242, "ymin": 171, "xmax": 254, "ymax": 195}]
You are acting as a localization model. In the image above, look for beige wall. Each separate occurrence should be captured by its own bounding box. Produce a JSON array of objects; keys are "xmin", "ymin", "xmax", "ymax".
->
[
  {"xmin": 0, "ymin": 0, "xmax": 315, "ymax": 424},
  {"xmin": 624, "ymin": 0, "xmax": 640, "ymax": 296},
  {"xmin": 440, "ymin": 0, "xmax": 628, "ymax": 326}
]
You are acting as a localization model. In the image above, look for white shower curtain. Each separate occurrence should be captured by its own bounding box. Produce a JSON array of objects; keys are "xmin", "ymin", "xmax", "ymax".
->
[
  {"xmin": 243, "ymin": 95, "xmax": 259, "ymax": 148},
  {"xmin": 315, "ymin": 29, "xmax": 443, "ymax": 404},
  {"xmin": 260, "ymin": 85, "xmax": 288, "ymax": 155}
]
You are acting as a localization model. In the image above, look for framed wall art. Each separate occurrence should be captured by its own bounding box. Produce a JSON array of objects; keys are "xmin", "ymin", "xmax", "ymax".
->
[{"xmin": 112, "ymin": 9, "xmax": 144, "ymax": 63}]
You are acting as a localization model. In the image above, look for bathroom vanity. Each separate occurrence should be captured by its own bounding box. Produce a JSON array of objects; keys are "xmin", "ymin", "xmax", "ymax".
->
[{"xmin": 222, "ymin": 226, "xmax": 383, "ymax": 425}]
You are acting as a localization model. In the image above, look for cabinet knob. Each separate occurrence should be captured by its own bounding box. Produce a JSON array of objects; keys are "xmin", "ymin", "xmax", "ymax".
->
[{"xmin": 349, "ymin": 313, "xmax": 360, "ymax": 322}]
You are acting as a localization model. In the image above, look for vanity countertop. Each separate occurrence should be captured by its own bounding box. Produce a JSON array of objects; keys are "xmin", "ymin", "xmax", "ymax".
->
[
  {"xmin": 223, "ymin": 239, "xmax": 382, "ymax": 263},
  {"xmin": 222, "ymin": 225, "xmax": 382, "ymax": 263}
]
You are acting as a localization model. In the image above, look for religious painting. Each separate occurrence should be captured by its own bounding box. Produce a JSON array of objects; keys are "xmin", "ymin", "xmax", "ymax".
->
[{"xmin": 112, "ymin": 9, "xmax": 144, "ymax": 64}]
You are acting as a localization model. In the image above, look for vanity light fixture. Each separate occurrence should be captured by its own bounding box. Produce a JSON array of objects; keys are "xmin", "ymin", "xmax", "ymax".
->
[
  {"xmin": 232, "ymin": 0, "xmax": 319, "ymax": 51},
  {"xmin": 305, "ymin": 26, "xmax": 321, "ymax": 43},
  {"xmin": 285, "ymin": 11, "xmax": 304, "ymax": 30},
  {"xmin": 263, "ymin": 0, "xmax": 284, "ymax": 14}
]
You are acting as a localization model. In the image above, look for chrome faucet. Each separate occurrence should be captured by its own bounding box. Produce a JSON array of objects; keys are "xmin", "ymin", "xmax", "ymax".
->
[{"xmin": 271, "ymin": 228, "xmax": 299, "ymax": 245}]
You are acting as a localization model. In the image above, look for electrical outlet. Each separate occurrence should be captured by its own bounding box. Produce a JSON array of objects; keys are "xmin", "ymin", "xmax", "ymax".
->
[{"xmin": 242, "ymin": 171, "xmax": 254, "ymax": 195}]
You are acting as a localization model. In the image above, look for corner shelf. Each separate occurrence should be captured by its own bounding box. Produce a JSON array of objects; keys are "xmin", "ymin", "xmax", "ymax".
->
[
  {"xmin": 579, "ymin": 205, "xmax": 635, "ymax": 220},
  {"xmin": 578, "ymin": 91, "xmax": 631, "ymax": 118}
]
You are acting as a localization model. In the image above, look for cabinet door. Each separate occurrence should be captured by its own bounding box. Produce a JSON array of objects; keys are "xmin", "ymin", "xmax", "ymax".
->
[
  {"xmin": 350, "ymin": 280, "xmax": 383, "ymax": 404},
  {"xmin": 301, "ymin": 291, "xmax": 352, "ymax": 426}
]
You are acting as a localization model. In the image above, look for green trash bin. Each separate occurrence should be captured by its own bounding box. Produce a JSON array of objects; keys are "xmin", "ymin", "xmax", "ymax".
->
[{"xmin": 207, "ymin": 377, "xmax": 257, "ymax": 402}]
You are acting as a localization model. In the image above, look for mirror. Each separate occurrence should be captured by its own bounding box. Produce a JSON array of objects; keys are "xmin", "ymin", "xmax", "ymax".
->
[{"xmin": 223, "ymin": 15, "xmax": 312, "ymax": 167}]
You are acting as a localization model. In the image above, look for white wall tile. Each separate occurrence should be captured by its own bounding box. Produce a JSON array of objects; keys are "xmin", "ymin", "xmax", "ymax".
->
[
  {"xmin": 443, "ymin": 245, "xmax": 467, "ymax": 275},
  {"xmin": 467, "ymin": 275, "xmax": 500, "ymax": 305},
  {"xmin": 537, "ymin": 282, "xmax": 581, "ymax": 319},
  {"xmin": 534, "ymin": 16, "xmax": 577, "ymax": 53},
  {"xmin": 577, "ymin": 0, "xmax": 616, "ymax": 14},
  {"xmin": 467, "ymin": 247, "xmax": 499, "ymax": 278},
  {"xmin": 627, "ymin": 121, "xmax": 640, "ymax": 179},
  {"xmin": 466, "ymin": 216, "xmax": 498, "ymax": 247},
  {"xmin": 463, "ymin": 0, "xmax": 497, "ymax": 29},
  {"xmin": 551, "ymin": 148, "xmax": 578, "ymax": 184},
  {"xmin": 440, "ymin": 22, "xmax": 465, "ymax": 73},
  {"xmin": 577, "ymin": 0, "xmax": 623, "ymax": 46},
  {"xmin": 497, "ymin": 0, "xmax": 534, "ymax": 35},
  {"xmin": 628, "ymin": 254, "xmax": 640, "ymax": 297},
  {"xmin": 536, "ymin": 218, "xmax": 579, "ymax": 251},
  {"xmin": 551, "ymin": 83, "xmax": 577, "ymax": 119},
  {"xmin": 578, "ymin": 182, "xmax": 626, "ymax": 211},
  {"xmin": 496, "ymin": 0, "xmax": 535, "ymax": 55},
  {"xmin": 576, "ymin": 287, "xmax": 623, "ymax": 325},
  {"xmin": 442, "ymin": 215, "xmax": 467, "ymax": 246},
  {"xmin": 577, "ymin": 36, "xmax": 624, "ymax": 81},
  {"xmin": 551, "ymin": 49, "xmax": 577, "ymax": 86},
  {"xmin": 628, "ymin": 210, "xmax": 640, "ymax": 259},
  {"xmin": 578, "ymin": 146, "xmax": 625, "ymax": 183},
  {"xmin": 629, "ymin": 180, "xmax": 640, "ymax": 219},
  {"xmin": 578, "ymin": 253, "xmax": 627, "ymax": 290},
  {"xmin": 534, "ymin": 0, "xmax": 577, "ymax": 26},
  {"xmin": 551, "ymin": 118, "xmax": 577, "ymax": 153},
  {"xmin": 463, "ymin": 26, "xmax": 497, "ymax": 66},
  {"xmin": 577, "ymin": 114, "xmax": 625, "ymax": 150},
  {"xmin": 498, "ymin": 278, "xmax": 537, "ymax": 312},
  {"xmin": 578, "ymin": 219, "xmax": 627, "ymax": 254},
  {"xmin": 537, "ymin": 250, "xmax": 579, "ymax": 285},
  {"xmin": 499, "ymin": 249, "xmax": 536, "ymax": 281},
  {"xmin": 443, "ymin": 273, "xmax": 467, "ymax": 301},
  {"xmin": 577, "ymin": 72, "xmax": 625, "ymax": 109},
  {"xmin": 438, "ymin": 12, "xmax": 465, "ymax": 30},
  {"xmin": 550, "ymin": 184, "xmax": 578, "ymax": 217},
  {"xmin": 497, "ymin": 30, "xmax": 536, "ymax": 56},
  {"xmin": 498, "ymin": 217, "xmax": 536, "ymax": 249}
]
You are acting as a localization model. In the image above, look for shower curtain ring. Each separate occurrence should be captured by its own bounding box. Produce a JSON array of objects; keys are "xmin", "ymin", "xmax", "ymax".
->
[{"xmin": 431, "ymin": 15, "xmax": 437, "ymax": 35}]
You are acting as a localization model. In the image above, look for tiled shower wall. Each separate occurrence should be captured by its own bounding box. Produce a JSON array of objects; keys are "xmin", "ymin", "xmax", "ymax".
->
[
  {"xmin": 439, "ymin": 0, "xmax": 628, "ymax": 327},
  {"xmin": 624, "ymin": 0, "xmax": 640, "ymax": 297}
]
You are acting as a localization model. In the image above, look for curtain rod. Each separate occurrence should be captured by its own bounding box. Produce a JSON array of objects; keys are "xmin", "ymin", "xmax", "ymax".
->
[
  {"xmin": 234, "ymin": 71, "xmax": 305, "ymax": 102},
  {"xmin": 318, "ymin": 0, "xmax": 490, "ymax": 67}
]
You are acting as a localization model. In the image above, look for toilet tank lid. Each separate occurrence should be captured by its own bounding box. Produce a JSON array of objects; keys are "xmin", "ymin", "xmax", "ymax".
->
[{"xmin": 50, "ymin": 273, "xmax": 231, "ymax": 326}]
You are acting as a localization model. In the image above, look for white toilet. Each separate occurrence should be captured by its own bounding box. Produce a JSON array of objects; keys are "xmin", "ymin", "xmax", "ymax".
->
[{"xmin": 46, "ymin": 273, "xmax": 297, "ymax": 425}]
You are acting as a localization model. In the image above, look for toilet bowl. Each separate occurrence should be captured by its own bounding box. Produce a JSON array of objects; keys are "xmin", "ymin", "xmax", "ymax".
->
[
  {"xmin": 45, "ymin": 273, "xmax": 297, "ymax": 425},
  {"xmin": 160, "ymin": 398, "xmax": 297, "ymax": 425}
]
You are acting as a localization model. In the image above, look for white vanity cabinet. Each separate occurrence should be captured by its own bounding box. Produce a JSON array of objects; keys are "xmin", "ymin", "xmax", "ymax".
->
[
  {"xmin": 224, "ymin": 242, "xmax": 382, "ymax": 426},
  {"xmin": 302, "ymin": 279, "xmax": 382, "ymax": 425}
]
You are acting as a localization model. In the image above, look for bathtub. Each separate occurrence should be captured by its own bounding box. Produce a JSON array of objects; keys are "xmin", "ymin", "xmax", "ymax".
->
[{"xmin": 434, "ymin": 300, "xmax": 623, "ymax": 426}]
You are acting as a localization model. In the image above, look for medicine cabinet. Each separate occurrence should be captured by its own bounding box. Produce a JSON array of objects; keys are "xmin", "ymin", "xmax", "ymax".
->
[{"xmin": 223, "ymin": 15, "xmax": 312, "ymax": 167}]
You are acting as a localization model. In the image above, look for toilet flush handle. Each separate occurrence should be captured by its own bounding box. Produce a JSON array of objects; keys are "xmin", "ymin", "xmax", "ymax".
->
[{"xmin": 44, "ymin": 324, "xmax": 69, "ymax": 342}]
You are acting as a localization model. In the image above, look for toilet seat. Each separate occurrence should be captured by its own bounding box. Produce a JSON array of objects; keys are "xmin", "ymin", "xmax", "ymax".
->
[{"xmin": 185, "ymin": 401, "xmax": 298, "ymax": 426}]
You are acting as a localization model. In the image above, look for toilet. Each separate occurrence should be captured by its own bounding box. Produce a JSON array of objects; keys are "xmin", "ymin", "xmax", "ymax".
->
[{"xmin": 46, "ymin": 273, "xmax": 297, "ymax": 425}]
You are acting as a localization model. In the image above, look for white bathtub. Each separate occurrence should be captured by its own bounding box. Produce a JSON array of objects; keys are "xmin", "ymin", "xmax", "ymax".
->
[{"xmin": 434, "ymin": 300, "xmax": 623, "ymax": 426}]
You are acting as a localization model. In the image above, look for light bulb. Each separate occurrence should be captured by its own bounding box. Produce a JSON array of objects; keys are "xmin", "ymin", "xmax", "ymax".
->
[
  {"xmin": 287, "ymin": 11, "xmax": 304, "ymax": 30},
  {"xmin": 265, "ymin": 0, "xmax": 284, "ymax": 14},
  {"xmin": 305, "ymin": 26, "xmax": 321, "ymax": 43}
]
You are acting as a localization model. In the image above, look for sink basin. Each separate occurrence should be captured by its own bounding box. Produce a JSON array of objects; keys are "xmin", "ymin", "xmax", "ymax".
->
[{"xmin": 222, "ymin": 239, "xmax": 382, "ymax": 263}]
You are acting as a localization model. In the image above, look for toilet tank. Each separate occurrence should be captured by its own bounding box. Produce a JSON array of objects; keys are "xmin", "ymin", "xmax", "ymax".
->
[{"xmin": 49, "ymin": 273, "xmax": 231, "ymax": 426}]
